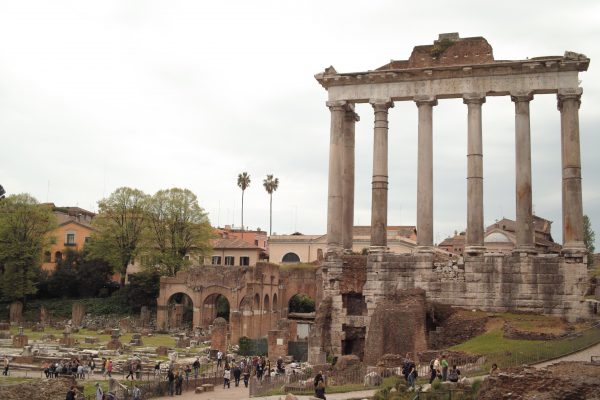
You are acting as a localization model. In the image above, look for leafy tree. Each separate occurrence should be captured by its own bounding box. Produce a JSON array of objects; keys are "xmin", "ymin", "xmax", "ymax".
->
[
  {"xmin": 237, "ymin": 172, "xmax": 251, "ymax": 232},
  {"xmin": 584, "ymin": 214, "xmax": 596, "ymax": 267},
  {"xmin": 263, "ymin": 174, "xmax": 279, "ymax": 236},
  {"xmin": 288, "ymin": 294, "xmax": 315, "ymax": 313},
  {"xmin": 144, "ymin": 188, "xmax": 212, "ymax": 276},
  {"xmin": 0, "ymin": 194, "xmax": 56, "ymax": 301},
  {"xmin": 41, "ymin": 249, "xmax": 113, "ymax": 298},
  {"xmin": 122, "ymin": 271, "xmax": 161, "ymax": 312},
  {"xmin": 88, "ymin": 187, "xmax": 150, "ymax": 287}
]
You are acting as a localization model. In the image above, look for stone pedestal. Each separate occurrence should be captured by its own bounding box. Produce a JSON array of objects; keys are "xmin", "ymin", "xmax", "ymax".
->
[
  {"xmin": 129, "ymin": 333, "xmax": 143, "ymax": 346},
  {"xmin": 12, "ymin": 334, "xmax": 28, "ymax": 348},
  {"xmin": 210, "ymin": 317, "xmax": 228, "ymax": 351},
  {"xmin": 59, "ymin": 332, "xmax": 76, "ymax": 346},
  {"xmin": 106, "ymin": 328, "xmax": 122, "ymax": 350}
]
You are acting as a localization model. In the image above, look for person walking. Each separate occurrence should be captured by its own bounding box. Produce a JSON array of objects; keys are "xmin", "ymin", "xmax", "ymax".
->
[
  {"xmin": 217, "ymin": 351, "xmax": 223, "ymax": 368},
  {"xmin": 192, "ymin": 358, "xmax": 200, "ymax": 379},
  {"xmin": 167, "ymin": 369, "xmax": 175, "ymax": 396},
  {"xmin": 315, "ymin": 380, "xmax": 327, "ymax": 400},
  {"xmin": 175, "ymin": 371, "xmax": 184, "ymax": 395},
  {"xmin": 233, "ymin": 364, "xmax": 241, "ymax": 387},
  {"xmin": 441, "ymin": 354, "xmax": 449, "ymax": 382},
  {"xmin": 94, "ymin": 382, "xmax": 103, "ymax": 400},
  {"xmin": 106, "ymin": 358, "xmax": 113, "ymax": 378},
  {"xmin": 242, "ymin": 364, "xmax": 250, "ymax": 388},
  {"xmin": 3, "ymin": 356, "xmax": 9, "ymax": 376},
  {"xmin": 223, "ymin": 367, "xmax": 231, "ymax": 389}
]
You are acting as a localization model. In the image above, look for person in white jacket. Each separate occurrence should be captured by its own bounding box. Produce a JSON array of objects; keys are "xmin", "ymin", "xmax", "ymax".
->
[{"xmin": 95, "ymin": 382, "xmax": 103, "ymax": 400}]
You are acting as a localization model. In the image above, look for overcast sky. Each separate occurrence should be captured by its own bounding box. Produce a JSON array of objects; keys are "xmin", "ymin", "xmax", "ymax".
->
[{"xmin": 1, "ymin": 0, "xmax": 599, "ymax": 248}]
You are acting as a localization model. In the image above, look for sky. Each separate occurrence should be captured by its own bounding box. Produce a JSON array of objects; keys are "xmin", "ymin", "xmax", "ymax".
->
[{"xmin": 0, "ymin": 0, "xmax": 599, "ymax": 249}]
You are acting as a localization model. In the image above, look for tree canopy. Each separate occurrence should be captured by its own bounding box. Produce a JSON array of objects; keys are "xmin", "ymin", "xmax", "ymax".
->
[
  {"xmin": 0, "ymin": 194, "xmax": 56, "ymax": 301},
  {"xmin": 87, "ymin": 187, "xmax": 150, "ymax": 287},
  {"xmin": 144, "ymin": 188, "xmax": 212, "ymax": 276}
]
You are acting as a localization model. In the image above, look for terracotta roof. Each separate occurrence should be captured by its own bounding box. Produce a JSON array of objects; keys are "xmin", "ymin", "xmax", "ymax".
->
[{"xmin": 211, "ymin": 237, "xmax": 262, "ymax": 250}]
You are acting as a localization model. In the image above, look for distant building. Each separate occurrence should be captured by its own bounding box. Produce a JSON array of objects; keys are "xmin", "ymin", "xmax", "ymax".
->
[
  {"xmin": 214, "ymin": 225, "xmax": 268, "ymax": 252},
  {"xmin": 41, "ymin": 204, "xmax": 95, "ymax": 271},
  {"xmin": 438, "ymin": 215, "xmax": 561, "ymax": 255},
  {"xmin": 269, "ymin": 226, "xmax": 417, "ymax": 264}
]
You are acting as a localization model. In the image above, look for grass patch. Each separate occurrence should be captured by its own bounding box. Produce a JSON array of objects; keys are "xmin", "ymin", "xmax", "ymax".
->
[{"xmin": 451, "ymin": 324, "xmax": 600, "ymax": 368}]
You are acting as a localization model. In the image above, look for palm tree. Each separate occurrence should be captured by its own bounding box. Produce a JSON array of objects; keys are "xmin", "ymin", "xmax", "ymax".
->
[
  {"xmin": 237, "ymin": 172, "xmax": 251, "ymax": 232},
  {"xmin": 263, "ymin": 174, "xmax": 279, "ymax": 236}
]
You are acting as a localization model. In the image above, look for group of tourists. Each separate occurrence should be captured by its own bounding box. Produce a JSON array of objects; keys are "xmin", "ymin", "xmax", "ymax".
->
[
  {"xmin": 124, "ymin": 357, "xmax": 143, "ymax": 380},
  {"xmin": 428, "ymin": 354, "xmax": 461, "ymax": 384},
  {"xmin": 220, "ymin": 356, "xmax": 253, "ymax": 389},
  {"xmin": 42, "ymin": 357, "xmax": 94, "ymax": 379}
]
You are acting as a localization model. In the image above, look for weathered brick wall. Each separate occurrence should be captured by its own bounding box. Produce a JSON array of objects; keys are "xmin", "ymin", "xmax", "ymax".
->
[
  {"xmin": 363, "ymin": 289, "xmax": 428, "ymax": 365},
  {"xmin": 267, "ymin": 329, "xmax": 288, "ymax": 362}
]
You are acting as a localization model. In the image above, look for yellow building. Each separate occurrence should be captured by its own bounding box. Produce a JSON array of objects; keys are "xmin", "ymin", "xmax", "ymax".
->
[{"xmin": 41, "ymin": 204, "xmax": 95, "ymax": 271}]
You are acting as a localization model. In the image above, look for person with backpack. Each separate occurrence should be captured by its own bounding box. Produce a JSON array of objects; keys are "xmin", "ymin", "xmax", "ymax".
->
[
  {"xmin": 407, "ymin": 356, "xmax": 417, "ymax": 390},
  {"xmin": 192, "ymin": 358, "xmax": 200, "ymax": 379},
  {"xmin": 448, "ymin": 365, "xmax": 460, "ymax": 382}
]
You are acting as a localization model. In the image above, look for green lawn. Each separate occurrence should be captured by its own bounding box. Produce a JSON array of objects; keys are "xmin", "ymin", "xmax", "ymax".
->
[{"xmin": 450, "ymin": 325, "xmax": 600, "ymax": 368}]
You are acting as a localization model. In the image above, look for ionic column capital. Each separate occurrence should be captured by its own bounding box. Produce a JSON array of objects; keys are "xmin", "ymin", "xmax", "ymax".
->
[
  {"xmin": 510, "ymin": 91, "xmax": 534, "ymax": 103},
  {"xmin": 463, "ymin": 93, "xmax": 486, "ymax": 105},
  {"xmin": 414, "ymin": 95, "xmax": 438, "ymax": 107},
  {"xmin": 326, "ymin": 100, "xmax": 347, "ymax": 111},
  {"xmin": 369, "ymin": 99, "xmax": 394, "ymax": 111},
  {"xmin": 343, "ymin": 104, "xmax": 360, "ymax": 122},
  {"xmin": 557, "ymin": 88, "xmax": 582, "ymax": 111}
]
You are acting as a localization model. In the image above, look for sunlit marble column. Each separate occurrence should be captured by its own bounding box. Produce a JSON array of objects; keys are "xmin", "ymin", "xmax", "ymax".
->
[
  {"xmin": 326, "ymin": 100, "xmax": 346, "ymax": 255},
  {"xmin": 415, "ymin": 96, "xmax": 437, "ymax": 252},
  {"xmin": 558, "ymin": 88, "xmax": 586, "ymax": 255},
  {"xmin": 511, "ymin": 92, "xmax": 536, "ymax": 253},
  {"xmin": 369, "ymin": 99, "xmax": 393, "ymax": 251},
  {"xmin": 463, "ymin": 94, "xmax": 486, "ymax": 254},
  {"xmin": 342, "ymin": 105, "xmax": 359, "ymax": 252}
]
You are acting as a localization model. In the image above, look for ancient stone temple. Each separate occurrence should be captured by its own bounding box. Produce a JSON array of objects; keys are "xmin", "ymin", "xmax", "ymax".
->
[{"xmin": 312, "ymin": 33, "xmax": 593, "ymax": 363}]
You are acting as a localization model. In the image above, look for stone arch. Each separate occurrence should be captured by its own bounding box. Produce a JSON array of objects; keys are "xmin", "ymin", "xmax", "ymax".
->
[
  {"xmin": 264, "ymin": 294, "xmax": 270, "ymax": 312},
  {"xmin": 167, "ymin": 292, "xmax": 194, "ymax": 330},
  {"xmin": 254, "ymin": 293, "xmax": 260, "ymax": 309},
  {"xmin": 282, "ymin": 252, "xmax": 300, "ymax": 263},
  {"xmin": 202, "ymin": 293, "xmax": 231, "ymax": 326},
  {"xmin": 272, "ymin": 293, "xmax": 278, "ymax": 311}
]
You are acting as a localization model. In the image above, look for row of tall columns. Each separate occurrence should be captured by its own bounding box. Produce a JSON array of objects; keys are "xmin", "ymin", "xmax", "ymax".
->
[
  {"xmin": 511, "ymin": 92, "xmax": 536, "ymax": 252},
  {"xmin": 464, "ymin": 94, "xmax": 486, "ymax": 253},
  {"xmin": 326, "ymin": 101, "xmax": 359, "ymax": 254},
  {"xmin": 415, "ymin": 97, "xmax": 437, "ymax": 252},
  {"xmin": 325, "ymin": 89, "xmax": 585, "ymax": 256}
]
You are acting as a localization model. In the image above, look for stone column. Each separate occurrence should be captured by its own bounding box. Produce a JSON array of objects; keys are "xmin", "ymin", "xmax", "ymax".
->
[
  {"xmin": 558, "ymin": 88, "xmax": 586, "ymax": 254},
  {"xmin": 342, "ymin": 105, "xmax": 359, "ymax": 252},
  {"xmin": 463, "ymin": 94, "xmax": 486, "ymax": 254},
  {"xmin": 415, "ymin": 96, "xmax": 437, "ymax": 252},
  {"xmin": 511, "ymin": 92, "xmax": 536, "ymax": 253},
  {"xmin": 326, "ymin": 100, "xmax": 346, "ymax": 255},
  {"xmin": 369, "ymin": 99, "xmax": 393, "ymax": 251}
]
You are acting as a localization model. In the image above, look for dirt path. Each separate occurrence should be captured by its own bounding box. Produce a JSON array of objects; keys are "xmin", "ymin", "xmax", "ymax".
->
[{"xmin": 534, "ymin": 341, "xmax": 600, "ymax": 368}]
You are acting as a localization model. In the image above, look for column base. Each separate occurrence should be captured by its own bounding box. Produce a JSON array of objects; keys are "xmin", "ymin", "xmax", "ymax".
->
[
  {"xmin": 512, "ymin": 245, "xmax": 537, "ymax": 256},
  {"xmin": 326, "ymin": 245, "xmax": 343, "ymax": 259},
  {"xmin": 561, "ymin": 242, "xmax": 587, "ymax": 257},
  {"xmin": 465, "ymin": 245, "xmax": 486, "ymax": 255},
  {"xmin": 415, "ymin": 246, "xmax": 434, "ymax": 254},
  {"xmin": 368, "ymin": 246, "xmax": 388, "ymax": 254}
]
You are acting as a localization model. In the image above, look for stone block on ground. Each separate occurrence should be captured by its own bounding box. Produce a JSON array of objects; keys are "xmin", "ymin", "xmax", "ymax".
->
[
  {"xmin": 201, "ymin": 384, "xmax": 214, "ymax": 392},
  {"xmin": 194, "ymin": 386, "xmax": 204, "ymax": 393}
]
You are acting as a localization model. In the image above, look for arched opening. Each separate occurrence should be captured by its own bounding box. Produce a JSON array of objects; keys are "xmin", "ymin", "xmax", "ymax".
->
[
  {"xmin": 288, "ymin": 294, "xmax": 315, "ymax": 313},
  {"xmin": 272, "ymin": 293, "xmax": 278, "ymax": 311},
  {"xmin": 167, "ymin": 292, "xmax": 194, "ymax": 330},
  {"xmin": 254, "ymin": 293, "xmax": 260, "ymax": 309},
  {"xmin": 55, "ymin": 251, "xmax": 62, "ymax": 263},
  {"xmin": 264, "ymin": 294, "xmax": 270, "ymax": 312},
  {"xmin": 282, "ymin": 252, "xmax": 300, "ymax": 263},
  {"xmin": 202, "ymin": 293, "xmax": 230, "ymax": 325}
]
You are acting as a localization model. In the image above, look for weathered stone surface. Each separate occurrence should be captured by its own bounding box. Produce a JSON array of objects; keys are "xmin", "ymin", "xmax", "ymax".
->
[
  {"xmin": 9, "ymin": 302, "xmax": 23, "ymax": 324},
  {"xmin": 71, "ymin": 303, "xmax": 85, "ymax": 327},
  {"xmin": 478, "ymin": 362, "xmax": 600, "ymax": 400},
  {"xmin": 201, "ymin": 384, "xmax": 214, "ymax": 392},
  {"xmin": 0, "ymin": 375, "xmax": 73, "ymax": 400},
  {"xmin": 364, "ymin": 289, "xmax": 428, "ymax": 365},
  {"xmin": 211, "ymin": 317, "xmax": 227, "ymax": 351}
]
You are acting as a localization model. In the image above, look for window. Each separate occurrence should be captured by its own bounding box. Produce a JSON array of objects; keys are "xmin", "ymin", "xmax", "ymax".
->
[
  {"xmin": 282, "ymin": 252, "xmax": 300, "ymax": 263},
  {"xmin": 240, "ymin": 256, "xmax": 250, "ymax": 266},
  {"xmin": 55, "ymin": 251, "xmax": 62, "ymax": 263},
  {"xmin": 84, "ymin": 236, "xmax": 91, "ymax": 244},
  {"xmin": 212, "ymin": 256, "xmax": 222, "ymax": 265},
  {"xmin": 65, "ymin": 232, "xmax": 76, "ymax": 245},
  {"xmin": 254, "ymin": 240, "xmax": 259, "ymax": 246},
  {"xmin": 43, "ymin": 251, "xmax": 51, "ymax": 263},
  {"xmin": 224, "ymin": 256, "xmax": 235, "ymax": 266}
]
